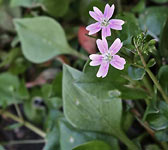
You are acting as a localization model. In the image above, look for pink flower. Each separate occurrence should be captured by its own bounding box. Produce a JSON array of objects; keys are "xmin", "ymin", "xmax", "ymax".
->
[
  {"xmin": 89, "ymin": 38, "xmax": 126, "ymax": 78},
  {"xmin": 86, "ymin": 4, "xmax": 125, "ymax": 38}
]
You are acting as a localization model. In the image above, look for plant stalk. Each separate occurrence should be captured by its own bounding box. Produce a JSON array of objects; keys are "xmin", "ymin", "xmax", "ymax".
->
[
  {"xmin": 0, "ymin": 110, "xmax": 46, "ymax": 138},
  {"xmin": 136, "ymin": 46, "xmax": 168, "ymax": 103}
]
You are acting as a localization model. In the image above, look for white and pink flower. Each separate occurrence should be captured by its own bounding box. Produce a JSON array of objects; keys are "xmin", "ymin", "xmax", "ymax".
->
[
  {"xmin": 86, "ymin": 4, "xmax": 125, "ymax": 38},
  {"xmin": 89, "ymin": 38, "xmax": 126, "ymax": 78}
]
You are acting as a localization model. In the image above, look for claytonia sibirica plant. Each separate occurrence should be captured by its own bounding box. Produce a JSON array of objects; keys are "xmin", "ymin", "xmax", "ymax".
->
[
  {"xmin": 86, "ymin": 4, "xmax": 125, "ymax": 38},
  {"xmin": 89, "ymin": 38, "xmax": 126, "ymax": 78}
]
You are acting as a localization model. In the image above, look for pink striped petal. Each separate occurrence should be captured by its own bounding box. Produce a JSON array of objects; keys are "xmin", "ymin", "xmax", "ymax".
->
[
  {"xmin": 109, "ymin": 38, "xmax": 123, "ymax": 55},
  {"xmin": 104, "ymin": 4, "xmax": 115, "ymax": 20},
  {"xmin": 93, "ymin": 7, "xmax": 104, "ymax": 18},
  {"xmin": 89, "ymin": 11, "xmax": 101, "ymax": 21},
  {"xmin": 102, "ymin": 27, "xmax": 111, "ymax": 38},
  {"xmin": 96, "ymin": 61, "xmax": 109, "ymax": 78},
  {"xmin": 109, "ymin": 19, "xmax": 125, "ymax": 30},
  {"xmin": 110, "ymin": 55, "xmax": 126, "ymax": 70},
  {"xmin": 96, "ymin": 38, "xmax": 108, "ymax": 54},
  {"xmin": 89, "ymin": 54, "xmax": 103, "ymax": 66},
  {"xmin": 86, "ymin": 22, "xmax": 101, "ymax": 35}
]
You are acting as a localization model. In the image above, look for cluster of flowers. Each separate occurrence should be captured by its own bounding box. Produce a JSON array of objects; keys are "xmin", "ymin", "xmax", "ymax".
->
[{"xmin": 86, "ymin": 4, "xmax": 126, "ymax": 78}]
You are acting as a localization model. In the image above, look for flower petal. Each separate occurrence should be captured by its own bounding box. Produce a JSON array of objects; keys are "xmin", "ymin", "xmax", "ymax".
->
[
  {"xmin": 93, "ymin": 6, "xmax": 104, "ymax": 18},
  {"xmin": 102, "ymin": 27, "xmax": 111, "ymax": 38},
  {"xmin": 89, "ymin": 11, "xmax": 101, "ymax": 21},
  {"xmin": 89, "ymin": 54, "xmax": 103, "ymax": 66},
  {"xmin": 109, "ymin": 38, "xmax": 123, "ymax": 55},
  {"xmin": 104, "ymin": 4, "xmax": 114, "ymax": 20},
  {"xmin": 109, "ymin": 19, "xmax": 125, "ymax": 30},
  {"xmin": 96, "ymin": 38, "xmax": 108, "ymax": 54},
  {"xmin": 110, "ymin": 55, "xmax": 126, "ymax": 70},
  {"xmin": 86, "ymin": 22, "xmax": 101, "ymax": 35},
  {"xmin": 96, "ymin": 61, "xmax": 109, "ymax": 78}
]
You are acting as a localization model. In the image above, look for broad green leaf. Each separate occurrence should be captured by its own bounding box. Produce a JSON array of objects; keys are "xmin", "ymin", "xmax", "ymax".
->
[
  {"xmin": 160, "ymin": 18, "xmax": 168, "ymax": 60},
  {"xmin": 63, "ymin": 65, "xmax": 122, "ymax": 136},
  {"xmin": 158, "ymin": 65, "xmax": 168, "ymax": 94},
  {"xmin": 0, "ymin": 72, "xmax": 20, "ymax": 106},
  {"xmin": 10, "ymin": 0, "xmax": 43, "ymax": 7},
  {"xmin": 139, "ymin": 7, "xmax": 168, "ymax": 37},
  {"xmin": 42, "ymin": 0, "xmax": 70, "ymax": 17},
  {"xmin": 72, "ymin": 140, "xmax": 111, "ymax": 150},
  {"xmin": 63, "ymin": 65, "xmax": 139, "ymax": 150},
  {"xmin": 14, "ymin": 17, "xmax": 77, "ymax": 63},
  {"xmin": 128, "ymin": 66, "xmax": 145, "ymax": 80}
]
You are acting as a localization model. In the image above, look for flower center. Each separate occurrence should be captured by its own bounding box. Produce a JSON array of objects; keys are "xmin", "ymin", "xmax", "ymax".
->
[
  {"xmin": 101, "ymin": 19, "xmax": 109, "ymax": 27},
  {"xmin": 103, "ymin": 52, "xmax": 113, "ymax": 62}
]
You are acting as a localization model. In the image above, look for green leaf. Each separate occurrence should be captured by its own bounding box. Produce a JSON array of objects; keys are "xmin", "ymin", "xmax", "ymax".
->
[
  {"xmin": 63, "ymin": 65, "xmax": 122, "ymax": 136},
  {"xmin": 0, "ymin": 0, "xmax": 21, "ymax": 32},
  {"xmin": 0, "ymin": 72, "xmax": 20, "ymax": 107},
  {"xmin": 128, "ymin": 66, "xmax": 145, "ymax": 80},
  {"xmin": 72, "ymin": 140, "xmax": 111, "ymax": 150},
  {"xmin": 10, "ymin": 0, "xmax": 43, "ymax": 7},
  {"xmin": 0, "ymin": 145, "xmax": 5, "ymax": 150},
  {"xmin": 59, "ymin": 120, "xmax": 119, "ymax": 150},
  {"xmin": 14, "ymin": 17, "xmax": 76, "ymax": 63},
  {"xmin": 158, "ymin": 65, "xmax": 168, "ymax": 95},
  {"xmin": 139, "ymin": 7, "xmax": 168, "ymax": 37},
  {"xmin": 160, "ymin": 18, "xmax": 168, "ymax": 60},
  {"xmin": 42, "ymin": 0, "xmax": 70, "ymax": 17},
  {"xmin": 155, "ymin": 129, "xmax": 168, "ymax": 142},
  {"xmin": 147, "ymin": 58, "xmax": 156, "ymax": 68},
  {"xmin": 43, "ymin": 126, "xmax": 60, "ymax": 150}
]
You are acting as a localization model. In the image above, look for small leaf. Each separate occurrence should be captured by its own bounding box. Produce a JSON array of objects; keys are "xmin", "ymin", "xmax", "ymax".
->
[
  {"xmin": 14, "ymin": 17, "xmax": 76, "ymax": 63},
  {"xmin": 147, "ymin": 58, "xmax": 156, "ymax": 68},
  {"xmin": 72, "ymin": 140, "xmax": 111, "ymax": 150},
  {"xmin": 128, "ymin": 66, "xmax": 145, "ymax": 80}
]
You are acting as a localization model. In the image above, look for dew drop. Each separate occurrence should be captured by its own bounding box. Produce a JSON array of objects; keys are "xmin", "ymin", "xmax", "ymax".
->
[{"xmin": 69, "ymin": 136, "xmax": 74, "ymax": 143}]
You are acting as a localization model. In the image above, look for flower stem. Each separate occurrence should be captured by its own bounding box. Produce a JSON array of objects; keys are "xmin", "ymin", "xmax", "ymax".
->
[
  {"xmin": 136, "ymin": 46, "xmax": 168, "ymax": 103},
  {"xmin": 0, "ymin": 110, "xmax": 46, "ymax": 138},
  {"xmin": 1, "ymin": 139, "xmax": 45, "ymax": 146},
  {"xmin": 116, "ymin": 0, "xmax": 122, "ymax": 12}
]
